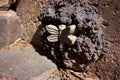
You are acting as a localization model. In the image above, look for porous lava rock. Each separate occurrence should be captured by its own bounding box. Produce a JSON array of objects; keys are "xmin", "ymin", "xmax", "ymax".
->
[{"xmin": 39, "ymin": 0, "xmax": 108, "ymax": 71}]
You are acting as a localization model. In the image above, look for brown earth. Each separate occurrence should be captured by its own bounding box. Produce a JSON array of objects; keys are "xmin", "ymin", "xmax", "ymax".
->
[{"xmin": 89, "ymin": 0, "xmax": 120, "ymax": 80}]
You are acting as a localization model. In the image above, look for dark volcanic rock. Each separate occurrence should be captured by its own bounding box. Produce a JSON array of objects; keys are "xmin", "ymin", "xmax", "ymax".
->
[
  {"xmin": 0, "ymin": 10, "xmax": 21, "ymax": 49},
  {"xmin": 39, "ymin": 0, "xmax": 108, "ymax": 71}
]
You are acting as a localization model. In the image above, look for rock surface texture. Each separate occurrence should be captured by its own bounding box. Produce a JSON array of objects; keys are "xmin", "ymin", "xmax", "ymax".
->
[
  {"xmin": 39, "ymin": 0, "xmax": 108, "ymax": 71},
  {"xmin": 0, "ymin": 44, "xmax": 57, "ymax": 80},
  {"xmin": 0, "ymin": 10, "xmax": 21, "ymax": 49},
  {"xmin": 16, "ymin": 0, "xmax": 44, "ymax": 42},
  {"xmin": 0, "ymin": 0, "xmax": 16, "ymax": 10}
]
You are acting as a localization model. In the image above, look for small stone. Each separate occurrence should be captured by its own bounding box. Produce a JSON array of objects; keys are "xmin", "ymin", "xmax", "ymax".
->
[
  {"xmin": 0, "ymin": 10, "xmax": 21, "ymax": 49},
  {"xmin": 93, "ymin": 53, "xmax": 99, "ymax": 61},
  {"xmin": 85, "ymin": 52, "xmax": 92, "ymax": 60},
  {"xmin": 84, "ymin": 78, "xmax": 94, "ymax": 80},
  {"xmin": 0, "ymin": 0, "xmax": 16, "ymax": 10}
]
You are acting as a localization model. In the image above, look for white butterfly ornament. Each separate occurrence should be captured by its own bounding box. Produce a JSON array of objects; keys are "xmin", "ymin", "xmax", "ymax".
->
[{"xmin": 45, "ymin": 24, "xmax": 77, "ymax": 45}]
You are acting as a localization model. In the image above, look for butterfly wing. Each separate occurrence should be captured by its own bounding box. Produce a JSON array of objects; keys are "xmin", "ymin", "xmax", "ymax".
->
[
  {"xmin": 46, "ymin": 25, "xmax": 58, "ymax": 35},
  {"xmin": 47, "ymin": 35, "xmax": 58, "ymax": 42}
]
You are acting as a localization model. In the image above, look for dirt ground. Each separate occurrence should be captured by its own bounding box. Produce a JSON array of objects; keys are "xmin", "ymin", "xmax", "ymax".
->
[{"xmin": 88, "ymin": 0, "xmax": 120, "ymax": 80}]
